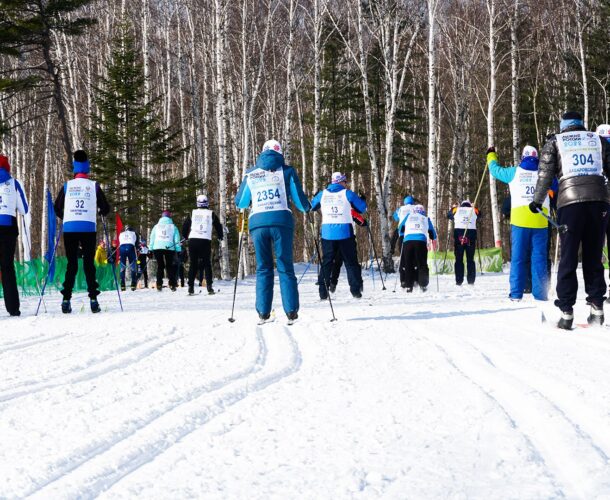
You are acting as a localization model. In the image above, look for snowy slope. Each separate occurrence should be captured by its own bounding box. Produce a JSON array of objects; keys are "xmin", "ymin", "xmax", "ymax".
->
[{"xmin": 1, "ymin": 266, "xmax": 610, "ymax": 499}]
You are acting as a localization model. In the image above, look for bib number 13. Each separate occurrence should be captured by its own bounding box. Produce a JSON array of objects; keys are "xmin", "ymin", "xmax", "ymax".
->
[
  {"xmin": 572, "ymin": 153, "xmax": 594, "ymax": 166},
  {"xmin": 257, "ymin": 188, "xmax": 281, "ymax": 202}
]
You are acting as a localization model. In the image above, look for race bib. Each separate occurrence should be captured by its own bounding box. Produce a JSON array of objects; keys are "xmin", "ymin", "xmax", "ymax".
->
[
  {"xmin": 321, "ymin": 189, "xmax": 352, "ymax": 224},
  {"xmin": 396, "ymin": 205, "xmax": 412, "ymax": 225},
  {"xmin": 404, "ymin": 213, "xmax": 428, "ymax": 237},
  {"xmin": 63, "ymin": 178, "xmax": 97, "ymax": 225},
  {"xmin": 557, "ymin": 131, "xmax": 603, "ymax": 179},
  {"xmin": 510, "ymin": 167, "xmax": 550, "ymax": 210},
  {"xmin": 156, "ymin": 225, "xmax": 174, "ymax": 245},
  {"xmin": 247, "ymin": 168, "xmax": 289, "ymax": 215},
  {"xmin": 453, "ymin": 206, "xmax": 477, "ymax": 230},
  {"xmin": 189, "ymin": 209, "xmax": 213, "ymax": 239},
  {"xmin": 119, "ymin": 230, "xmax": 137, "ymax": 246},
  {"xmin": 0, "ymin": 179, "xmax": 17, "ymax": 217}
]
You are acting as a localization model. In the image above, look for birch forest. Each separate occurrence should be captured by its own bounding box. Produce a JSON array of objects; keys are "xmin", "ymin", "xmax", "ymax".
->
[{"xmin": 2, "ymin": 0, "xmax": 610, "ymax": 275}]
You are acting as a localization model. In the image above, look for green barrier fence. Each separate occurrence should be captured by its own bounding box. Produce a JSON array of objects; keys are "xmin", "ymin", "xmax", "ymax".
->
[
  {"xmin": 427, "ymin": 247, "xmax": 503, "ymax": 274},
  {"xmin": 0, "ymin": 257, "xmax": 120, "ymax": 297}
]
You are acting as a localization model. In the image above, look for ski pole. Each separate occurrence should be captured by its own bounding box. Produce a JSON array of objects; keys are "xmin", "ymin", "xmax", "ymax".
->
[
  {"xmin": 536, "ymin": 207, "xmax": 568, "ymax": 234},
  {"xmin": 297, "ymin": 248, "xmax": 317, "ymax": 285},
  {"xmin": 393, "ymin": 236, "xmax": 405, "ymax": 293},
  {"xmin": 22, "ymin": 215, "xmax": 47, "ymax": 312},
  {"xmin": 102, "ymin": 216, "xmax": 124, "ymax": 312},
  {"xmin": 35, "ymin": 225, "xmax": 63, "ymax": 316},
  {"xmin": 365, "ymin": 222, "xmax": 387, "ymax": 290},
  {"xmin": 228, "ymin": 210, "xmax": 247, "ymax": 323},
  {"xmin": 307, "ymin": 212, "xmax": 337, "ymax": 322}
]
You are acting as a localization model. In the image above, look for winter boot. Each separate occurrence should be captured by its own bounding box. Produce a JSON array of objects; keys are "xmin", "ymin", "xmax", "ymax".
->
[
  {"xmin": 557, "ymin": 310, "xmax": 574, "ymax": 330},
  {"xmin": 188, "ymin": 285, "xmax": 195, "ymax": 296},
  {"xmin": 587, "ymin": 304, "xmax": 604, "ymax": 326},
  {"xmin": 287, "ymin": 311, "xmax": 298, "ymax": 324},
  {"xmin": 207, "ymin": 284, "xmax": 215, "ymax": 295},
  {"xmin": 61, "ymin": 299, "xmax": 72, "ymax": 314},
  {"xmin": 90, "ymin": 299, "xmax": 101, "ymax": 314}
]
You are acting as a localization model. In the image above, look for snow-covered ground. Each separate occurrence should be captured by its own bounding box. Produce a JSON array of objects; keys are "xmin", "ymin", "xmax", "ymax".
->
[{"xmin": 2, "ymin": 264, "xmax": 610, "ymax": 499}]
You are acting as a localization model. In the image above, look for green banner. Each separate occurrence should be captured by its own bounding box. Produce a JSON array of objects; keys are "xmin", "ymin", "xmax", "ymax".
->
[
  {"xmin": 427, "ymin": 247, "xmax": 503, "ymax": 274},
  {"xmin": 0, "ymin": 257, "xmax": 120, "ymax": 297}
]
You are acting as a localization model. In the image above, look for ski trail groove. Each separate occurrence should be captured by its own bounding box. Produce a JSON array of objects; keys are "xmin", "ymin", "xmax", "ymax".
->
[
  {"xmin": 420, "ymin": 337, "xmax": 565, "ymax": 499},
  {"xmin": 0, "ymin": 332, "xmax": 72, "ymax": 355},
  {"xmin": 24, "ymin": 327, "xmax": 267, "ymax": 498},
  {"xmin": 0, "ymin": 328, "xmax": 181, "ymax": 404},
  {"xmin": 429, "ymin": 332, "xmax": 610, "ymax": 499}
]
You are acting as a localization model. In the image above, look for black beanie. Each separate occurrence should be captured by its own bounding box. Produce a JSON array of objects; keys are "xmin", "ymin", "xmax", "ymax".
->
[
  {"xmin": 562, "ymin": 111, "xmax": 583, "ymax": 121},
  {"xmin": 73, "ymin": 150, "xmax": 88, "ymax": 162}
]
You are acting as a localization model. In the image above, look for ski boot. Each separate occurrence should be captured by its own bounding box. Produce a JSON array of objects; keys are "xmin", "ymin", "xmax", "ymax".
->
[
  {"xmin": 587, "ymin": 304, "xmax": 604, "ymax": 326},
  {"xmin": 329, "ymin": 283, "xmax": 337, "ymax": 293},
  {"xmin": 131, "ymin": 283, "xmax": 137, "ymax": 291},
  {"xmin": 406, "ymin": 287, "xmax": 413, "ymax": 293},
  {"xmin": 170, "ymin": 285, "xmax": 177, "ymax": 292},
  {"xmin": 257, "ymin": 312, "xmax": 274, "ymax": 325},
  {"xmin": 421, "ymin": 286, "xmax": 427, "ymax": 292},
  {"xmin": 120, "ymin": 282, "xmax": 126, "ymax": 292},
  {"xmin": 90, "ymin": 299, "xmax": 101, "ymax": 314},
  {"xmin": 351, "ymin": 291, "xmax": 362, "ymax": 299},
  {"xmin": 207, "ymin": 285, "xmax": 215, "ymax": 295},
  {"xmin": 188, "ymin": 285, "xmax": 195, "ymax": 296},
  {"xmin": 287, "ymin": 311, "xmax": 298, "ymax": 325},
  {"xmin": 557, "ymin": 310, "xmax": 574, "ymax": 330},
  {"xmin": 61, "ymin": 299, "xmax": 72, "ymax": 314}
]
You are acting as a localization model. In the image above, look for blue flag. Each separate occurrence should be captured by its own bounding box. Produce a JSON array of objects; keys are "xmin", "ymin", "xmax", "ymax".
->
[{"xmin": 45, "ymin": 189, "xmax": 57, "ymax": 282}]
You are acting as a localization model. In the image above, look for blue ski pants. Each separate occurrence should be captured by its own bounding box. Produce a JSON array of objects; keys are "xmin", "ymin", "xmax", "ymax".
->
[
  {"xmin": 509, "ymin": 225, "xmax": 548, "ymax": 300},
  {"xmin": 120, "ymin": 244, "xmax": 138, "ymax": 286},
  {"xmin": 251, "ymin": 226, "xmax": 299, "ymax": 316}
]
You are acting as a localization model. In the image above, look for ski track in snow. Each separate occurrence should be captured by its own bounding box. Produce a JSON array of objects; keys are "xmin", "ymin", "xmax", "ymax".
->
[{"xmin": 2, "ymin": 270, "xmax": 610, "ymax": 498}]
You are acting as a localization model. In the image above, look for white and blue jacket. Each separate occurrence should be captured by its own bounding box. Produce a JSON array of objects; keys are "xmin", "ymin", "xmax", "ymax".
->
[
  {"xmin": 0, "ymin": 169, "xmax": 29, "ymax": 231},
  {"xmin": 310, "ymin": 183, "xmax": 367, "ymax": 240},
  {"xmin": 398, "ymin": 212, "xmax": 437, "ymax": 243},
  {"xmin": 235, "ymin": 150, "xmax": 311, "ymax": 230}
]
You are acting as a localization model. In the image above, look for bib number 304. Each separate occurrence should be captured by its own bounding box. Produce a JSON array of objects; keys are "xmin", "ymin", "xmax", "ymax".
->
[
  {"xmin": 257, "ymin": 188, "xmax": 281, "ymax": 202},
  {"xmin": 572, "ymin": 153, "xmax": 594, "ymax": 166}
]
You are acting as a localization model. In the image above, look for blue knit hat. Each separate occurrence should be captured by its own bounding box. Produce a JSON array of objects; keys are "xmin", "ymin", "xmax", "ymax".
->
[
  {"xmin": 404, "ymin": 195, "xmax": 414, "ymax": 205},
  {"xmin": 73, "ymin": 150, "xmax": 90, "ymax": 174}
]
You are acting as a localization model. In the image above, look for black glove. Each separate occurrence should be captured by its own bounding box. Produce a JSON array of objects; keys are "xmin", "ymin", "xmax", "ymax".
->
[
  {"xmin": 358, "ymin": 190, "xmax": 366, "ymax": 201},
  {"xmin": 486, "ymin": 146, "xmax": 496, "ymax": 154},
  {"xmin": 529, "ymin": 201, "xmax": 542, "ymax": 214}
]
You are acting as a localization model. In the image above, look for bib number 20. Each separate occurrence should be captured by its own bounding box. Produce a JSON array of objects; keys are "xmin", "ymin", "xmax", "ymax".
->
[{"xmin": 257, "ymin": 188, "xmax": 281, "ymax": 202}]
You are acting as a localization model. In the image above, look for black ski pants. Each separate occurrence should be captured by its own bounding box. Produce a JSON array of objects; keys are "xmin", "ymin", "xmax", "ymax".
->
[
  {"xmin": 318, "ymin": 237, "xmax": 362, "ymax": 298},
  {"xmin": 403, "ymin": 240, "xmax": 429, "ymax": 289},
  {"xmin": 0, "ymin": 234, "xmax": 19, "ymax": 315},
  {"xmin": 138, "ymin": 253, "xmax": 149, "ymax": 287},
  {"xmin": 188, "ymin": 239, "xmax": 213, "ymax": 288},
  {"xmin": 154, "ymin": 249, "xmax": 178, "ymax": 288},
  {"xmin": 555, "ymin": 201, "xmax": 609, "ymax": 311},
  {"xmin": 455, "ymin": 242, "xmax": 476, "ymax": 285},
  {"xmin": 61, "ymin": 232, "xmax": 99, "ymax": 300}
]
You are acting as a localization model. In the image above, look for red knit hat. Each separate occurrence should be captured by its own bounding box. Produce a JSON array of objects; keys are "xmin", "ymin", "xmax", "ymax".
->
[{"xmin": 0, "ymin": 155, "xmax": 10, "ymax": 173}]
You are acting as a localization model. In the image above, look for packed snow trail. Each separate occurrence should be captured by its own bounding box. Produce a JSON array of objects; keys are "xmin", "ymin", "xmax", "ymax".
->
[{"xmin": 2, "ymin": 267, "xmax": 610, "ymax": 499}]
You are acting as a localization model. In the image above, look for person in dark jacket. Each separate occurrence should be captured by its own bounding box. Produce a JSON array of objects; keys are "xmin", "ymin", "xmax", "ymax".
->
[
  {"xmin": 182, "ymin": 194, "xmax": 223, "ymax": 295},
  {"xmin": 54, "ymin": 150, "xmax": 110, "ymax": 314},
  {"xmin": 531, "ymin": 111, "xmax": 610, "ymax": 329},
  {"xmin": 447, "ymin": 200, "xmax": 480, "ymax": 286},
  {"xmin": 0, "ymin": 155, "xmax": 29, "ymax": 317}
]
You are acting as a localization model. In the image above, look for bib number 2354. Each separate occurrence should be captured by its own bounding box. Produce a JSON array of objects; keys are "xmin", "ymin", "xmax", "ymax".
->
[{"xmin": 256, "ymin": 188, "xmax": 281, "ymax": 202}]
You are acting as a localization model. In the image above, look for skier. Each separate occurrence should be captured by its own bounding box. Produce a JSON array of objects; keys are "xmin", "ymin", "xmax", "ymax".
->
[
  {"xmin": 235, "ymin": 139, "xmax": 310, "ymax": 323},
  {"xmin": 182, "ymin": 194, "xmax": 223, "ymax": 295},
  {"xmin": 54, "ymin": 150, "xmax": 110, "ymax": 314},
  {"xmin": 391, "ymin": 195, "xmax": 415, "ymax": 254},
  {"xmin": 310, "ymin": 172, "xmax": 366, "ymax": 300},
  {"xmin": 596, "ymin": 124, "xmax": 610, "ymax": 298},
  {"xmin": 447, "ymin": 200, "xmax": 480, "ymax": 286},
  {"xmin": 488, "ymin": 145, "xmax": 551, "ymax": 301},
  {"xmin": 137, "ymin": 238, "xmax": 150, "ymax": 288},
  {"xmin": 0, "ymin": 154, "xmax": 29, "ymax": 317},
  {"xmin": 531, "ymin": 111, "xmax": 610, "ymax": 328},
  {"xmin": 397, "ymin": 204, "xmax": 437, "ymax": 292},
  {"xmin": 118, "ymin": 225, "xmax": 139, "ymax": 291},
  {"xmin": 149, "ymin": 210, "xmax": 181, "ymax": 291}
]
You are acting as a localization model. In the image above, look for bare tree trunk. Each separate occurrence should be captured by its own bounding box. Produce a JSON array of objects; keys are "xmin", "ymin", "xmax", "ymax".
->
[{"xmin": 511, "ymin": 0, "xmax": 521, "ymax": 165}]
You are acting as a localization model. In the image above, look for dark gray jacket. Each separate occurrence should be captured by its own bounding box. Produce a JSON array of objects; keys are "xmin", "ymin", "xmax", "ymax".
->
[{"xmin": 534, "ymin": 125, "xmax": 610, "ymax": 209}]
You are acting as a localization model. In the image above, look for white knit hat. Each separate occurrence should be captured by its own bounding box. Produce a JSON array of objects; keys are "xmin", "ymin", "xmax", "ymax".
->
[
  {"xmin": 262, "ymin": 139, "xmax": 282, "ymax": 154},
  {"xmin": 521, "ymin": 145, "xmax": 538, "ymax": 159}
]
